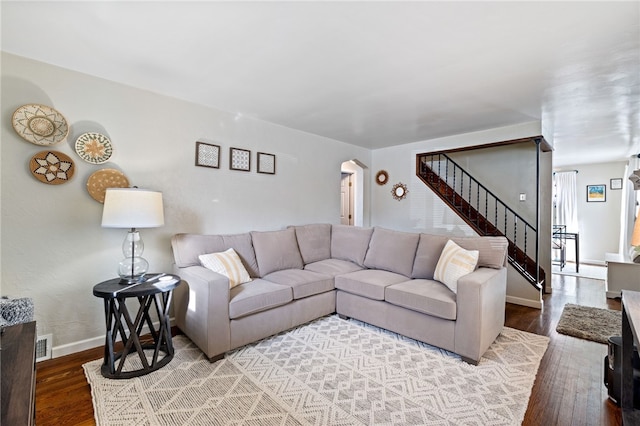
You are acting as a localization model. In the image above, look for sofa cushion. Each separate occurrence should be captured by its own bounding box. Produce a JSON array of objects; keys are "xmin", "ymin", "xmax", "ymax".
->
[
  {"xmin": 331, "ymin": 225, "xmax": 374, "ymax": 267},
  {"xmin": 434, "ymin": 240, "xmax": 479, "ymax": 293},
  {"xmin": 451, "ymin": 236, "xmax": 508, "ymax": 269},
  {"xmin": 304, "ymin": 258, "xmax": 363, "ymax": 277},
  {"xmin": 263, "ymin": 269, "xmax": 334, "ymax": 300},
  {"xmin": 251, "ymin": 228, "xmax": 304, "ymax": 277},
  {"xmin": 364, "ymin": 227, "xmax": 419, "ymax": 277},
  {"xmin": 198, "ymin": 248, "xmax": 252, "ymax": 288},
  {"xmin": 292, "ymin": 223, "xmax": 331, "ymax": 264},
  {"xmin": 335, "ymin": 269, "xmax": 409, "ymax": 300},
  {"xmin": 385, "ymin": 279, "xmax": 457, "ymax": 320},
  {"xmin": 171, "ymin": 232, "xmax": 259, "ymax": 277},
  {"xmin": 229, "ymin": 279, "xmax": 292, "ymax": 319},
  {"xmin": 411, "ymin": 233, "xmax": 450, "ymax": 279}
]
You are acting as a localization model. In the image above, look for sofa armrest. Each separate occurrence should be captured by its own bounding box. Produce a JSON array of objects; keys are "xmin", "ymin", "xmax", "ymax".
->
[
  {"xmin": 173, "ymin": 264, "xmax": 231, "ymax": 360},
  {"xmin": 453, "ymin": 267, "xmax": 507, "ymax": 363}
]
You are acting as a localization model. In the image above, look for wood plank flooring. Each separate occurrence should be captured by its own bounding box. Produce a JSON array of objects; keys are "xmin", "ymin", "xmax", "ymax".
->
[{"xmin": 35, "ymin": 273, "xmax": 623, "ymax": 425}]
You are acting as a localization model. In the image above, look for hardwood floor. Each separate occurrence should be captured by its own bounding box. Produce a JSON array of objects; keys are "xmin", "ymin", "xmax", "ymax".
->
[{"xmin": 35, "ymin": 273, "xmax": 623, "ymax": 426}]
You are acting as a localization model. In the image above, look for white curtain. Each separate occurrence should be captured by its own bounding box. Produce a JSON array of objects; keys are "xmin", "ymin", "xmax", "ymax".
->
[
  {"xmin": 619, "ymin": 156, "xmax": 640, "ymax": 255},
  {"xmin": 553, "ymin": 171, "xmax": 578, "ymax": 233}
]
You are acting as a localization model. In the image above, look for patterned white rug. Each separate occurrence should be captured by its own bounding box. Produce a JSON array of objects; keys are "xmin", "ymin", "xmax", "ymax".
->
[{"xmin": 84, "ymin": 315, "xmax": 549, "ymax": 425}]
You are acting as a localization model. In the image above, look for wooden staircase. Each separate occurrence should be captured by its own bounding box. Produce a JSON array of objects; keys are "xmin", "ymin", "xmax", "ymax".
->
[{"xmin": 417, "ymin": 152, "xmax": 544, "ymax": 290}]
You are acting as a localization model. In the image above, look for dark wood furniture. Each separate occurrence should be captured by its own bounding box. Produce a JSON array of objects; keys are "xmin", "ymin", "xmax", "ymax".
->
[
  {"xmin": 93, "ymin": 274, "xmax": 181, "ymax": 379},
  {"xmin": 1, "ymin": 321, "xmax": 37, "ymax": 426},
  {"xmin": 621, "ymin": 290, "xmax": 640, "ymax": 424}
]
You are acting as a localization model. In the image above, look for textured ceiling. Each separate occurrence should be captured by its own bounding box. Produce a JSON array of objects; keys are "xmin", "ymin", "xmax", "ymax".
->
[{"xmin": 2, "ymin": 1, "xmax": 639, "ymax": 167}]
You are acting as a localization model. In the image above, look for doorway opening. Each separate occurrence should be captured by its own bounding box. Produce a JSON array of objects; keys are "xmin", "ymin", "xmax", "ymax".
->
[{"xmin": 340, "ymin": 160, "xmax": 365, "ymax": 226}]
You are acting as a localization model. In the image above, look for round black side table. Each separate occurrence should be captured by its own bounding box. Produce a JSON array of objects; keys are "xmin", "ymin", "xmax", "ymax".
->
[{"xmin": 93, "ymin": 274, "xmax": 181, "ymax": 379}]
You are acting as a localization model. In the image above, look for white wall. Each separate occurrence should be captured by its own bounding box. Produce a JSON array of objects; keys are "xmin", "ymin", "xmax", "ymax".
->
[
  {"xmin": 555, "ymin": 161, "xmax": 627, "ymax": 263},
  {"xmin": 370, "ymin": 122, "xmax": 546, "ymax": 307},
  {"xmin": 1, "ymin": 53, "xmax": 371, "ymax": 354}
]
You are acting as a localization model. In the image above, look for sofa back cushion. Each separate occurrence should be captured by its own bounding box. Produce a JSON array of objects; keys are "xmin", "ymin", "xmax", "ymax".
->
[
  {"xmin": 171, "ymin": 232, "xmax": 259, "ymax": 277},
  {"xmin": 451, "ymin": 236, "xmax": 509, "ymax": 269},
  {"xmin": 330, "ymin": 225, "xmax": 374, "ymax": 267},
  {"xmin": 411, "ymin": 233, "xmax": 509, "ymax": 279},
  {"xmin": 251, "ymin": 228, "xmax": 304, "ymax": 276},
  {"xmin": 292, "ymin": 223, "xmax": 331, "ymax": 264},
  {"xmin": 363, "ymin": 227, "xmax": 420, "ymax": 277},
  {"xmin": 411, "ymin": 234, "xmax": 450, "ymax": 279}
]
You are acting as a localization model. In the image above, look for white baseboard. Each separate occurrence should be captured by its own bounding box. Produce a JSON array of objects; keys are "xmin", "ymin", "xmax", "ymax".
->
[
  {"xmin": 50, "ymin": 317, "xmax": 176, "ymax": 359},
  {"xmin": 506, "ymin": 295, "xmax": 542, "ymax": 309}
]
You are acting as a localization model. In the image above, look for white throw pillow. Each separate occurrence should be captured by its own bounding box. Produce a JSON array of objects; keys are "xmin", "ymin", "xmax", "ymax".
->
[
  {"xmin": 434, "ymin": 240, "xmax": 479, "ymax": 293},
  {"xmin": 199, "ymin": 248, "xmax": 252, "ymax": 288}
]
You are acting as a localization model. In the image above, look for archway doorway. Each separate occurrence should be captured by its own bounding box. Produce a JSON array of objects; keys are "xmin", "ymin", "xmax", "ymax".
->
[{"xmin": 340, "ymin": 160, "xmax": 365, "ymax": 226}]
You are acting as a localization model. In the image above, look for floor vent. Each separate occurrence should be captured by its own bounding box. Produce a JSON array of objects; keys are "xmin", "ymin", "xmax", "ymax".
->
[{"xmin": 35, "ymin": 334, "xmax": 52, "ymax": 362}]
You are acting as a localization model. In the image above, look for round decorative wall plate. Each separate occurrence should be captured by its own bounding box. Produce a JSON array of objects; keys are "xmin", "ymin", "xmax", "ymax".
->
[
  {"xmin": 29, "ymin": 150, "xmax": 75, "ymax": 184},
  {"xmin": 75, "ymin": 132, "xmax": 113, "ymax": 164},
  {"xmin": 376, "ymin": 170, "xmax": 389, "ymax": 186},
  {"xmin": 12, "ymin": 104, "xmax": 69, "ymax": 146},
  {"xmin": 86, "ymin": 169, "xmax": 130, "ymax": 203}
]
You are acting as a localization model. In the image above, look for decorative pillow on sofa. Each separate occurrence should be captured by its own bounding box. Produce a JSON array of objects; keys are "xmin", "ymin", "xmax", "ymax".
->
[
  {"xmin": 434, "ymin": 240, "xmax": 479, "ymax": 293},
  {"xmin": 251, "ymin": 228, "xmax": 304, "ymax": 276},
  {"xmin": 199, "ymin": 248, "xmax": 252, "ymax": 288}
]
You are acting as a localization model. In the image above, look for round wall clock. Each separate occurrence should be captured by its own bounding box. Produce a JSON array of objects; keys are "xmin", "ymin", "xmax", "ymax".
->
[
  {"xmin": 391, "ymin": 182, "xmax": 408, "ymax": 201},
  {"xmin": 376, "ymin": 170, "xmax": 389, "ymax": 186}
]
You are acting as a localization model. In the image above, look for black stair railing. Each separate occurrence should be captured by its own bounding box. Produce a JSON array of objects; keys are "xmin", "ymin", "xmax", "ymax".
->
[{"xmin": 417, "ymin": 152, "xmax": 544, "ymax": 290}]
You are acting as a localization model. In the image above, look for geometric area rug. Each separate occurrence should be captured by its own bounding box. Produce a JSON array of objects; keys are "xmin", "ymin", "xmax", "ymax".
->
[
  {"xmin": 556, "ymin": 303, "xmax": 622, "ymax": 344},
  {"xmin": 83, "ymin": 315, "xmax": 549, "ymax": 426}
]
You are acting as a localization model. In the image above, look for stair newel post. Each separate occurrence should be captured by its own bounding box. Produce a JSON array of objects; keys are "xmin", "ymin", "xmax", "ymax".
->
[{"xmin": 535, "ymin": 138, "xmax": 541, "ymax": 291}]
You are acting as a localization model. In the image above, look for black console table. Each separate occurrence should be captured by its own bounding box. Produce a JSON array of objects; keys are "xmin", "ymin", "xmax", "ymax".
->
[
  {"xmin": 93, "ymin": 274, "xmax": 181, "ymax": 379},
  {"xmin": 621, "ymin": 290, "xmax": 640, "ymax": 424},
  {"xmin": 552, "ymin": 225, "xmax": 579, "ymax": 273}
]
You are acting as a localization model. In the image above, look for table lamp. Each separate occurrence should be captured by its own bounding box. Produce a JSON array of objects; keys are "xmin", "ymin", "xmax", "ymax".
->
[{"xmin": 101, "ymin": 188, "xmax": 164, "ymax": 283}]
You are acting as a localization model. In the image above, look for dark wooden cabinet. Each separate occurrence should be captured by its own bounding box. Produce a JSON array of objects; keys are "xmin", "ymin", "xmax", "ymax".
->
[{"xmin": 1, "ymin": 321, "xmax": 37, "ymax": 426}]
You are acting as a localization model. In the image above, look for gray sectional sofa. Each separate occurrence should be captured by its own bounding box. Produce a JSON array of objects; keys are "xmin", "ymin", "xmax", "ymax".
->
[{"xmin": 171, "ymin": 224, "xmax": 509, "ymax": 365}]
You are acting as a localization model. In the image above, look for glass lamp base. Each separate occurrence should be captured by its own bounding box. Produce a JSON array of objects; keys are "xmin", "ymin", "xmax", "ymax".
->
[{"xmin": 118, "ymin": 256, "xmax": 149, "ymax": 284}]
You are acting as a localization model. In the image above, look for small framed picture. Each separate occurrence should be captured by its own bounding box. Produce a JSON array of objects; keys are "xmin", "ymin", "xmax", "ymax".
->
[
  {"xmin": 610, "ymin": 178, "xmax": 623, "ymax": 190},
  {"xmin": 230, "ymin": 147, "xmax": 251, "ymax": 171},
  {"xmin": 257, "ymin": 152, "xmax": 276, "ymax": 175},
  {"xmin": 586, "ymin": 184, "xmax": 606, "ymax": 202},
  {"xmin": 195, "ymin": 142, "xmax": 220, "ymax": 169}
]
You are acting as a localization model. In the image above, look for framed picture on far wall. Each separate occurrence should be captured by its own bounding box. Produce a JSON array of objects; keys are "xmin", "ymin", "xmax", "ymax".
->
[
  {"xmin": 586, "ymin": 184, "xmax": 606, "ymax": 202},
  {"xmin": 610, "ymin": 178, "xmax": 623, "ymax": 190}
]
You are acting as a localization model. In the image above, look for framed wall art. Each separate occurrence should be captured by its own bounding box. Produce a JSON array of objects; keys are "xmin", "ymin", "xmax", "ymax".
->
[
  {"xmin": 195, "ymin": 142, "xmax": 220, "ymax": 169},
  {"xmin": 257, "ymin": 152, "xmax": 276, "ymax": 175},
  {"xmin": 610, "ymin": 178, "xmax": 623, "ymax": 190},
  {"xmin": 586, "ymin": 184, "xmax": 606, "ymax": 202},
  {"xmin": 230, "ymin": 147, "xmax": 251, "ymax": 171}
]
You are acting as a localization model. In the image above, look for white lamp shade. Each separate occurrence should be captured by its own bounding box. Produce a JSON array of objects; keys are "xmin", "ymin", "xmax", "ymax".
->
[{"xmin": 101, "ymin": 188, "xmax": 164, "ymax": 228}]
